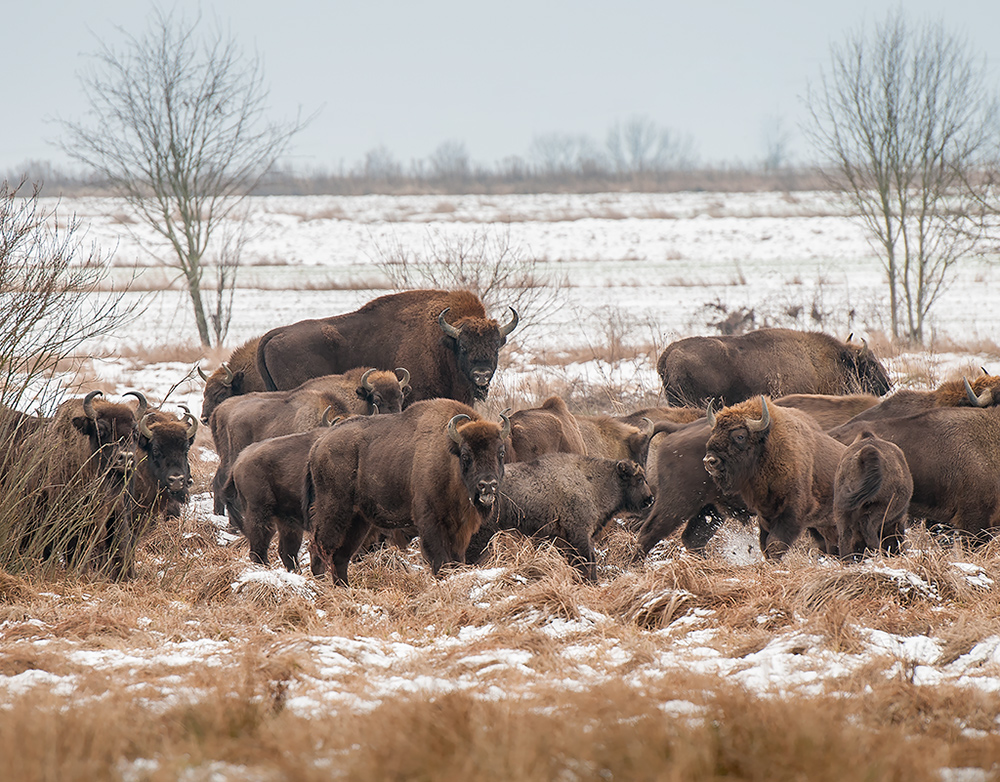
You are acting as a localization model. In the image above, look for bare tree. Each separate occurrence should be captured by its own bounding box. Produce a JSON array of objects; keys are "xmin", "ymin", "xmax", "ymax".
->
[
  {"xmin": 429, "ymin": 140, "xmax": 472, "ymax": 183},
  {"xmin": 59, "ymin": 7, "xmax": 307, "ymax": 347},
  {"xmin": 606, "ymin": 116, "xmax": 694, "ymax": 179},
  {"xmin": 761, "ymin": 113, "xmax": 793, "ymax": 172},
  {"xmin": 806, "ymin": 11, "xmax": 996, "ymax": 343}
]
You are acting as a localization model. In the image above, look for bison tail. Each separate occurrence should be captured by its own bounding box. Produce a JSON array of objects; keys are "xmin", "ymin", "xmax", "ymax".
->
[
  {"xmin": 835, "ymin": 447, "xmax": 884, "ymax": 511},
  {"xmin": 255, "ymin": 329, "xmax": 281, "ymax": 392},
  {"xmin": 301, "ymin": 465, "xmax": 316, "ymax": 532}
]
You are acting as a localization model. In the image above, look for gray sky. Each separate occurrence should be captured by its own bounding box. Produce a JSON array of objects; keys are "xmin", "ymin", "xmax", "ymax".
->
[{"xmin": 5, "ymin": 1, "xmax": 1000, "ymax": 175}]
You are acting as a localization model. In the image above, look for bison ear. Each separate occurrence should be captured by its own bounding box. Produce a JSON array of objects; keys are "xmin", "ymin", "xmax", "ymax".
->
[
  {"xmin": 616, "ymin": 460, "xmax": 633, "ymax": 479},
  {"xmin": 230, "ymin": 371, "xmax": 245, "ymax": 394},
  {"xmin": 355, "ymin": 385, "xmax": 367, "ymax": 400},
  {"xmin": 71, "ymin": 415, "xmax": 95, "ymax": 436}
]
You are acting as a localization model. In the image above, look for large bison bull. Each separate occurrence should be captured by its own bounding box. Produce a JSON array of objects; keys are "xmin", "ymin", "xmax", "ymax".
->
[
  {"xmin": 198, "ymin": 337, "xmax": 268, "ymax": 424},
  {"xmin": 657, "ymin": 328, "xmax": 892, "ymax": 407},
  {"xmin": 304, "ymin": 399, "xmax": 511, "ymax": 584},
  {"xmin": 256, "ymin": 289, "xmax": 517, "ymax": 406}
]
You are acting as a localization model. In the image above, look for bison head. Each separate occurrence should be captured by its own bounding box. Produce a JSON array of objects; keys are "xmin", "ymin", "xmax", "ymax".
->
[
  {"xmin": 199, "ymin": 362, "xmax": 244, "ymax": 424},
  {"xmin": 439, "ymin": 307, "xmax": 518, "ymax": 401},
  {"xmin": 845, "ymin": 336, "xmax": 892, "ymax": 397},
  {"xmin": 703, "ymin": 396, "xmax": 771, "ymax": 495},
  {"xmin": 71, "ymin": 390, "xmax": 146, "ymax": 473},
  {"xmin": 137, "ymin": 406, "xmax": 198, "ymax": 501},
  {"xmin": 965, "ymin": 374, "xmax": 1000, "ymax": 408},
  {"xmin": 355, "ymin": 367, "xmax": 410, "ymax": 414},
  {"xmin": 617, "ymin": 460, "xmax": 654, "ymax": 511},
  {"xmin": 447, "ymin": 410, "xmax": 511, "ymax": 511}
]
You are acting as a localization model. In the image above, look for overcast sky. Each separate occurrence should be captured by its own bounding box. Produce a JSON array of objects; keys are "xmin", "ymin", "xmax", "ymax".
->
[{"xmin": 5, "ymin": 1, "xmax": 1000, "ymax": 175}]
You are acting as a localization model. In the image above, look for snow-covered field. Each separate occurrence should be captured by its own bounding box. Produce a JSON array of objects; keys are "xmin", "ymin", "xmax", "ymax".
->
[{"xmin": 4, "ymin": 191, "xmax": 1000, "ymax": 779}]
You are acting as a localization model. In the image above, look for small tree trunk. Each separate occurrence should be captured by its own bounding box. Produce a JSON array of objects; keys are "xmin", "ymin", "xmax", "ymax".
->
[{"xmin": 185, "ymin": 272, "xmax": 213, "ymax": 347}]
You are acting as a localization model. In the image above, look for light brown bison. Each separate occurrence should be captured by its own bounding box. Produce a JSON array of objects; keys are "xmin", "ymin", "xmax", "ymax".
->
[
  {"xmin": 574, "ymin": 414, "xmax": 654, "ymax": 465},
  {"xmin": 772, "ymin": 393, "xmax": 881, "ymax": 431},
  {"xmin": 198, "ymin": 337, "xmax": 268, "ymax": 424},
  {"xmin": 466, "ymin": 454, "xmax": 652, "ymax": 580},
  {"xmin": 208, "ymin": 367, "xmax": 409, "ymax": 515},
  {"xmin": 829, "ymin": 406, "xmax": 1000, "ymax": 542},
  {"xmin": 703, "ymin": 396, "xmax": 847, "ymax": 559},
  {"xmin": 305, "ymin": 399, "xmax": 511, "ymax": 584},
  {"xmin": 834, "ymin": 431, "xmax": 912, "ymax": 559},
  {"xmin": 256, "ymin": 289, "xmax": 517, "ymax": 405},
  {"xmin": 657, "ymin": 329, "xmax": 891, "ymax": 407},
  {"xmin": 507, "ymin": 396, "xmax": 587, "ymax": 463},
  {"xmin": 838, "ymin": 374, "xmax": 1000, "ymax": 426}
]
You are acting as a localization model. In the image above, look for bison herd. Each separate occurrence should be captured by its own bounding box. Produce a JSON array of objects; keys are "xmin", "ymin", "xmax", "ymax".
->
[{"xmin": 6, "ymin": 287, "xmax": 1000, "ymax": 582}]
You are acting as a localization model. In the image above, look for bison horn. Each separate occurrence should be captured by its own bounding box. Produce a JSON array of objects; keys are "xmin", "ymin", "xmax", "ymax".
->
[
  {"xmin": 746, "ymin": 396, "xmax": 771, "ymax": 433},
  {"xmin": 963, "ymin": 377, "xmax": 992, "ymax": 408},
  {"xmin": 139, "ymin": 412, "xmax": 155, "ymax": 440},
  {"xmin": 124, "ymin": 390, "xmax": 148, "ymax": 420},
  {"xmin": 395, "ymin": 367, "xmax": 410, "ymax": 388},
  {"xmin": 499, "ymin": 307, "xmax": 519, "ymax": 337},
  {"xmin": 447, "ymin": 414, "xmax": 472, "ymax": 444},
  {"xmin": 197, "ymin": 364, "xmax": 209, "ymax": 382},
  {"xmin": 321, "ymin": 405, "xmax": 334, "ymax": 426},
  {"xmin": 983, "ymin": 366, "xmax": 990, "ymax": 376},
  {"xmin": 639, "ymin": 416, "xmax": 654, "ymax": 435},
  {"xmin": 499, "ymin": 407, "xmax": 512, "ymax": 440},
  {"xmin": 179, "ymin": 404, "xmax": 198, "ymax": 439},
  {"xmin": 83, "ymin": 390, "xmax": 103, "ymax": 420},
  {"xmin": 221, "ymin": 362, "xmax": 234, "ymax": 387},
  {"xmin": 706, "ymin": 399, "xmax": 717, "ymax": 429},
  {"xmin": 438, "ymin": 308, "xmax": 462, "ymax": 339},
  {"xmin": 361, "ymin": 368, "xmax": 375, "ymax": 393}
]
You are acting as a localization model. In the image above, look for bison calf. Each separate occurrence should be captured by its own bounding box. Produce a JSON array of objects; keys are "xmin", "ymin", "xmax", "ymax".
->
[
  {"xmin": 834, "ymin": 431, "xmax": 912, "ymax": 559},
  {"xmin": 466, "ymin": 454, "xmax": 653, "ymax": 580}
]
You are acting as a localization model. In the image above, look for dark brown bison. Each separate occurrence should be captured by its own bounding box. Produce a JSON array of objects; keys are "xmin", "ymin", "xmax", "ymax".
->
[
  {"xmin": 208, "ymin": 367, "xmax": 409, "ymax": 515},
  {"xmin": 256, "ymin": 289, "xmax": 518, "ymax": 405},
  {"xmin": 614, "ymin": 406, "xmax": 703, "ymax": 428},
  {"xmin": 198, "ymin": 337, "xmax": 268, "ymax": 424},
  {"xmin": 225, "ymin": 427, "xmax": 333, "ymax": 571},
  {"xmin": 657, "ymin": 329, "xmax": 892, "ymax": 407},
  {"xmin": 834, "ymin": 431, "xmax": 912, "ymax": 559},
  {"xmin": 772, "ymin": 393, "xmax": 881, "ymax": 431},
  {"xmin": 703, "ymin": 396, "xmax": 847, "ymax": 559},
  {"xmin": 838, "ymin": 374, "xmax": 1000, "ymax": 426},
  {"xmin": 633, "ymin": 418, "xmax": 751, "ymax": 560},
  {"xmin": 829, "ymin": 406, "xmax": 1000, "ymax": 542},
  {"xmin": 466, "ymin": 454, "xmax": 652, "ymax": 580},
  {"xmin": 507, "ymin": 396, "xmax": 587, "ymax": 463},
  {"xmin": 304, "ymin": 399, "xmax": 510, "ymax": 584}
]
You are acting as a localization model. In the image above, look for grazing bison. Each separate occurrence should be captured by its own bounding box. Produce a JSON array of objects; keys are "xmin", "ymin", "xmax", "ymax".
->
[
  {"xmin": 829, "ymin": 406, "xmax": 1000, "ymax": 542},
  {"xmin": 466, "ymin": 454, "xmax": 652, "ymax": 580},
  {"xmin": 834, "ymin": 431, "xmax": 912, "ymax": 559},
  {"xmin": 703, "ymin": 396, "xmax": 847, "ymax": 559},
  {"xmin": 256, "ymin": 289, "xmax": 518, "ymax": 405},
  {"xmin": 507, "ymin": 396, "xmax": 587, "ymax": 463},
  {"xmin": 838, "ymin": 374, "xmax": 1000, "ymax": 425},
  {"xmin": 198, "ymin": 337, "xmax": 268, "ymax": 424},
  {"xmin": 772, "ymin": 393, "xmax": 881, "ymax": 431},
  {"xmin": 225, "ymin": 427, "xmax": 334, "ymax": 571},
  {"xmin": 633, "ymin": 418, "xmax": 751, "ymax": 560},
  {"xmin": 657, "ymin": 329, "xmax": 891, "ymax": 407},
  {"xmin": 208, "ymin": 367, "xmax": 409, "ymax": 515},
  {"xmin": 304, "ymin": 399, "xmax": 510, "ymax": 584}
]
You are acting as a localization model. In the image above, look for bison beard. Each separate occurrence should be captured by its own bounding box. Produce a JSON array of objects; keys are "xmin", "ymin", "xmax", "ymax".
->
[
  {"xmin": 703, "ymin": 396, "xmax": 846, "ymax": 559},
  {"xmin": 304, "ymin": 399, "xmax": 510, "ymax": 585},
  {"xmin": 254, "ymin": 289, "xmax": 517, "ymax": 406}
]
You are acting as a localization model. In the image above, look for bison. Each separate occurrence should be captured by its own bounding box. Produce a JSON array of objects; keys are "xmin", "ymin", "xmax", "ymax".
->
[
  {"xmin": 198, "ymin": 337, "xmax": 268, "ymax": 424},
  {"xmin": 657, "ymin": 328, "xmax": 892, "ymax": 407},
  {"xmin": 834, "ymin": 431, "xmax": 912, "ymax": 559},
  {"xmin": 256, "ymin": 289, "xmax": 518, "ymax": 405},
  {"xmin": 703, "ymin": 396, "xmax": 847, "ymax": 559},
  {"xmin": 829, "ymin": 406, "xmax": 1000, "ymax": 543},
  {"xmin": 507, "ymin": 396, "xmax": 587, "ymax": 463},
  {"xmin": 574, "ymin": 414, "xmax": 654, "ymax": 465},
  {"xmin": 772, "ymin": 393, "xmax": 881, "ymax": 431},
  {"xmin": 466, "ymin": 454, "xmax": 652, "ymax": 580},
  {"xmin": 208, "ymin": 367, "xmax": 409, "ymax": 515},
  {"xmin": 304, "ymin": 399, "xmax": 510, "ymax": 584},
  {"xmin": 837, "ymin": 374, "xmax": 1000, "ymax": 426}
]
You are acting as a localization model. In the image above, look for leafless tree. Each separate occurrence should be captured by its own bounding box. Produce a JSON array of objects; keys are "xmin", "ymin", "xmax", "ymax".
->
[
  {"xmin": 762, "ymin": 114, "xmax": 793, "ymax": 172},
  {"xmin": 59, "ymin": 7, "xmax": 307, "ymax": 347},
  {"xmin": 606, "ymin": 116, "xmax": 694, "ymax": 179},
  {"xmin": 429, "ymin": 140, "xmax": 472, "ymax": 183},
  {"xmin": 529, "ymin": 133, "xmax": 603, "ymax": 177},
  {"xmin": 806, "ymin": 10, "xmax": 996, "ymax": 343}
]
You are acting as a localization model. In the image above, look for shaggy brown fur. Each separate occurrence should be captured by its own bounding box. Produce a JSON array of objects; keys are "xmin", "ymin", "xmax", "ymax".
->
[
  {"xmin": 304, "ymin": 399, "xmax": 509, "ymax": 584},
  {"xmin": 508, "ymin": 396, "xmax": 587, "ymax": 463},
  {"xmin": 773, "ymin": 393, "xmax": 881, "ymax": 430},
  {"xmin": 834, "ymin": 431, "xmax": 912, "ymax": 558},
  {"xmin": 657, "ymin": 329, "xmax": 892, "ymax": 407},
  {"xmin": 465, "ymin": 454, "xmax": 653, "ymax": 580},
  {"xmin": 830, "ymin": 406, "xmax": 1000, "ymax": 541},
  {"xmin": 574, "ymin": 414, "xmax": 652, "ymax": 465},
  {"xmin": 208, "ymin": 367, "xmax": 408, "ymax": 515},
  {"xmin": 256, "ymin": 289, "xmax": 517, "ymax": 405},
  {"xmin": 841, "ymin": 374, "xmax": 1000, "ymax": 425},
  {"xmin": 199, "ymin": 337, "xmax": 267, "ymax": 424},
  {"xmin": 704, "ymin": 396, "xmax": 847, "ymax": 559}
]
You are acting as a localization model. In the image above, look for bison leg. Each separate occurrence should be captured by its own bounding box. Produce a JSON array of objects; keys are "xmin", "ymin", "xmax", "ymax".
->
[
  {"xmin": 556, "ymin": 525, "xmax": 597, "ymax": 582},
  {"xmin": 758, "ymin": 513, "xmax": 804, "ymax": 560},
  {"xmin": 276, "ymin": 522, "xmax": 304, "ymax": 572},
  {"xmin": 633, "ymin": 496, "xmax": 689, "ymax": 561},
  {"xmin": 327, "ymin": 514, "xmax": 371, "ymax": 586},
  {"xmin": 212, "ymin": 463, "xmax": 229, "ymax": 516},
  {"xmin": 242, "ymin": 504, "xmax": 276, "ymax": 567},
  {"xmin": 679, "ymin": 507, "xmax": 725, "ymax": 555}
]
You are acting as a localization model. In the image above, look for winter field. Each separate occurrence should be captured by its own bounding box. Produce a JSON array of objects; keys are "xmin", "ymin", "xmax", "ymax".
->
[{"xmin": 3, "ymin": 191, "xmax": 1000, "ymax": 780}]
